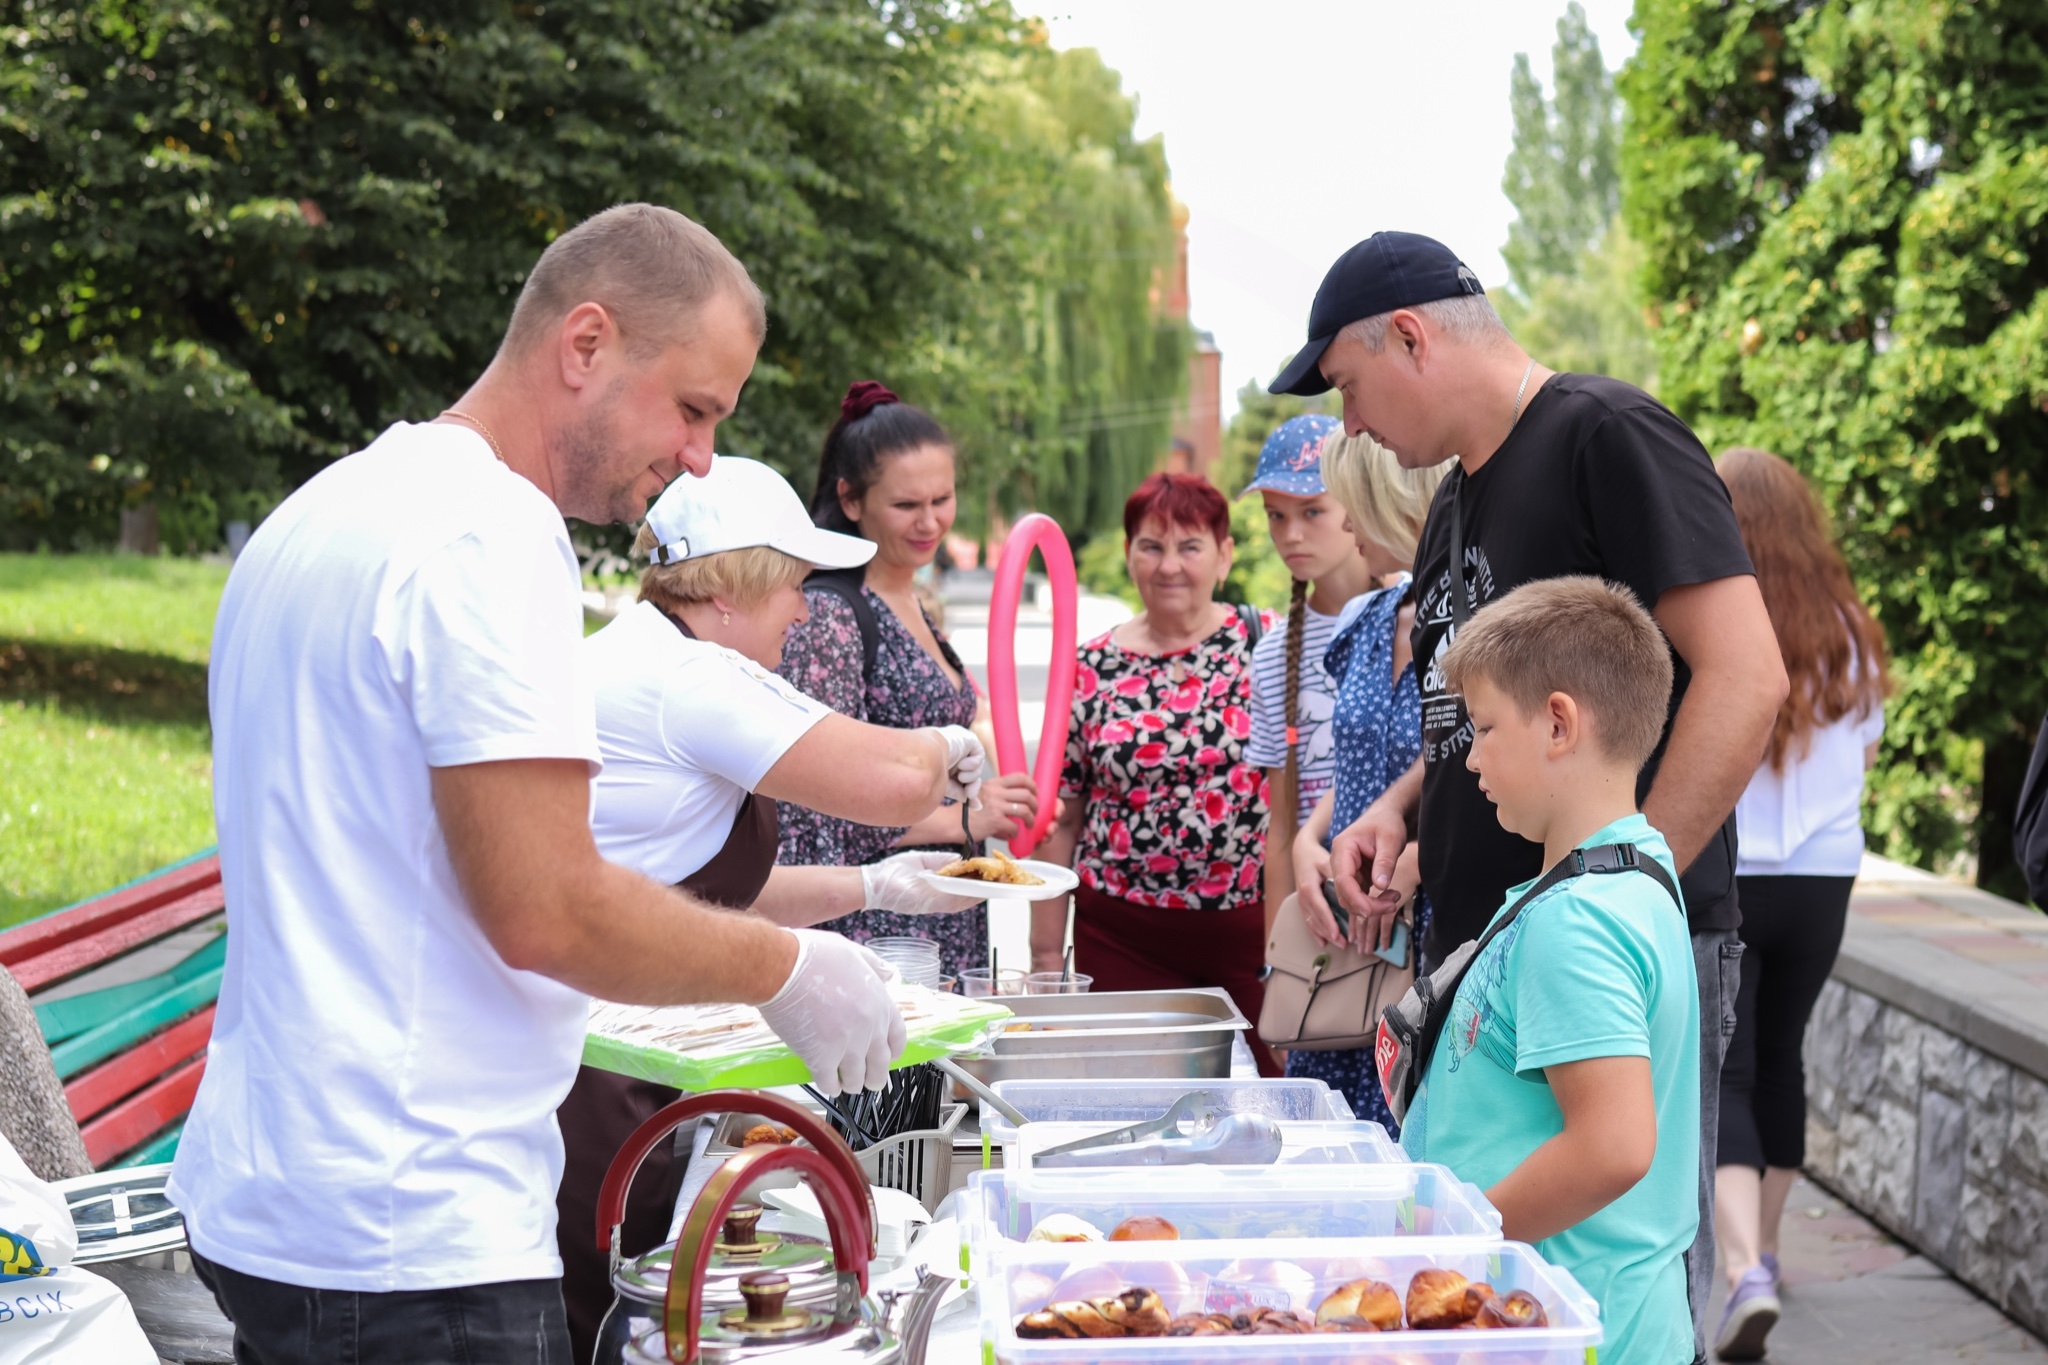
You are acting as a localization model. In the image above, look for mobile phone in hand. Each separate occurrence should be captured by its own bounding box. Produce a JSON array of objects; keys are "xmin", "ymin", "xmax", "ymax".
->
[
  {"xmin": 1374, "ymin": 919, "xmax": 1411, "ymax": 970},
  {"xmin": 1320, "ymin": 878, "xmax": 1352, "ymax": 941}
]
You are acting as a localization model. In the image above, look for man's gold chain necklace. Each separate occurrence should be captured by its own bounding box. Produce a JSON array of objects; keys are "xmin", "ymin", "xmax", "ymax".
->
[{"xmin": 441, "ymin": 408, "xmax": 506, "ymax": 464}]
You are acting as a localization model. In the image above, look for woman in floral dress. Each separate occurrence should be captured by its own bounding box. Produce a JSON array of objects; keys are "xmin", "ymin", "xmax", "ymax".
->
[
  {"xmin": 1286, "ymin": 434, "xmax": 1447, "ymax": 1128},
  {"xmin": 776, "ymin": 381, "xmax": 1041, "ymax": 978},
  {"xmin": 1037, "ymin": 473, "xmax": 1281, "ymax": 1075}
]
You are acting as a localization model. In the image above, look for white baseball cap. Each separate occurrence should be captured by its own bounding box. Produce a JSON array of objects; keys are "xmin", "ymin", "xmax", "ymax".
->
[{"xmin": 642, "ymin": 456, "xmax": 876, "ymax": 571}]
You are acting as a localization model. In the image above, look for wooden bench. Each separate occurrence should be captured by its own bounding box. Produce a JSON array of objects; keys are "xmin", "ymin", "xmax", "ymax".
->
[{"xmin": 0, "ymin": 850, "xmax": 225, "ymax": 1168}]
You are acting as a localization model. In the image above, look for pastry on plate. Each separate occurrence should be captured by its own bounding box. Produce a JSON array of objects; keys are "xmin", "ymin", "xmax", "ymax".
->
[
  {"xmin": 739, "ymin": 1123, "xmax": 799, "ymax": 1147},
  {"xmin": 1315, "ymin": 1277, "xmax": 1403, "ymax": 1331},
  {"xmin": 934, "ymin": 849, "xmax": 1045, "ymax": 886}
]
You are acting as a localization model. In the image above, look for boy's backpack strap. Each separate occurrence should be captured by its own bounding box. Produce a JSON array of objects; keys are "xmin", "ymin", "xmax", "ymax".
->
[
  {"xmin": 1402, "ymin": 840, "xmax": 1679, "ymax": 1109},
  {"xmin": 1235, "ymin": 602, "xmax": 1265, "ymax": 649},
  {"xmin": 805, "ymin": 568, "xmax": 880, "ymax": 687}
]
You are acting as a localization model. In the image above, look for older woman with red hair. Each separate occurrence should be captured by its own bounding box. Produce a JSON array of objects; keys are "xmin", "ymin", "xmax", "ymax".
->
[{"xmin": 1036, "ymin": 473, "xmax": 1280, "ymax": 1073}]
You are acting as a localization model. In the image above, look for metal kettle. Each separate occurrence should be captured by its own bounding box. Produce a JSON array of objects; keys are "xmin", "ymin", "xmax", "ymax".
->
[
  {"xmin": 623, "ymin": 1140, "xmax": 903, "ymax": 1365},
  {"xmin": 593, "ymin": 1091, "xmax": 880, "ymax": 1365}
]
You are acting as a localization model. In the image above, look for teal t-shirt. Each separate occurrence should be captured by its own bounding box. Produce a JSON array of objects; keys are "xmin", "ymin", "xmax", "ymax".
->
[{"xmin": 1401, "ymin": 813, "xmax": 1700, "ymax": 1365}]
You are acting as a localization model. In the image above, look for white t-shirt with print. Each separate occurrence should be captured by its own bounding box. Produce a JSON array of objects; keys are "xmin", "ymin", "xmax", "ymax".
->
[
  {"xmin": 1245, "ymin": 599, "xmax": 1365, "ymax": 825},
  {"xmin": 586, "ymin": 600, "xmax": 832, "ymax": 883},
  {"xmin": 170, "ymin": 422, "xmax": 601, "ymax": 1292}
]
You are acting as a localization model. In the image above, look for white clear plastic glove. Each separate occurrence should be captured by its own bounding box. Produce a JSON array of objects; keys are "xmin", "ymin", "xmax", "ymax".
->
[
  {"xmin": 757, "ymin": 930, "xmax": 907, "ymax": 1097},
  {"xmin": 933, "ymin": 725, "xmax": 986, "ymax": 809},
  {"xmin": 860, "ymin": 852, "xmax": 988, "ymax": 916}
]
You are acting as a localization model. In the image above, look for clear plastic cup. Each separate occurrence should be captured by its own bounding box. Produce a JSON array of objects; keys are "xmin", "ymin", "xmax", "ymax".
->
[
  {"xmin": 1024, "ymin": 971, "xmax": 1092, "ymax": 995},
  {"xmin": 959, "ymin": 968, "xmax": 1027, "ymax": 998}
]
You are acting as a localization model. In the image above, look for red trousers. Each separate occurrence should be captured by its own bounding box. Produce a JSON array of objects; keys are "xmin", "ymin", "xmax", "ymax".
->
[{"xmin": 1071, "ymin": 883, "xmax": 1282, "ymax": 1077}]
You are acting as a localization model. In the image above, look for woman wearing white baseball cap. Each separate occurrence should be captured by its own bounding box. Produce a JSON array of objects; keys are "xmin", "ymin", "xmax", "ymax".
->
[{"xmin": 555, "ymin": 455, "xmax": 989, "ymax": 1358}]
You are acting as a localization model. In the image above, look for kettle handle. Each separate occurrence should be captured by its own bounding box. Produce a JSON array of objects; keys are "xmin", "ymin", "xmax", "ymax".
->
[
  {"xmin": 662, "ymin": 1143, "xmax": 870, "ymax": 1364},
  {"xmin": 594, "ymin": 1089, "xmax": 874, "ymax": 1260}
]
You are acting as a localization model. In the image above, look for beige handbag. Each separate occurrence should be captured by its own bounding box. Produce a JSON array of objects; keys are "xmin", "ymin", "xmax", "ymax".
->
[{"xmin": 1258, "ymin": 892, "xmax": 1414, "ymax": 1051}]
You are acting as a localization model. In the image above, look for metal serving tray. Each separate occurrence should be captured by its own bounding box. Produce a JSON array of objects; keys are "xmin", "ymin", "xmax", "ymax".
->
[{"xmin": 948, "ymin": 988, "xmax": 1248, "ymax": 1086}]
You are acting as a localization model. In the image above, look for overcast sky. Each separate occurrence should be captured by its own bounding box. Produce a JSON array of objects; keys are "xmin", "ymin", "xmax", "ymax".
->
[{"xmin": 1037, "ymin": 1, "xmax": 1638, "ymax": 415}]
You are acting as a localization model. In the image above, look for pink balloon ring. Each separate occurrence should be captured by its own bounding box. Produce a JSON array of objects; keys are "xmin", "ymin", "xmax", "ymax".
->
[{"xmin": 986, "ymin": 513, "xmax": 1078, "ymax": 857}]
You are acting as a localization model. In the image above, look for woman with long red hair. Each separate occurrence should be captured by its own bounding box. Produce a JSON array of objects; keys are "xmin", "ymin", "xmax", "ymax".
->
[{"xmin": 1711, "ymin": 447, "xmax": 1891, "ymax": 1360}]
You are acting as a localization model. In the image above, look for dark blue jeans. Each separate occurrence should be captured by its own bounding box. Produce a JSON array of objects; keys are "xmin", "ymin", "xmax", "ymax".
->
[{"xmin": 191, "ymin": 1250, "xmax": 571, "ymax": 1365}]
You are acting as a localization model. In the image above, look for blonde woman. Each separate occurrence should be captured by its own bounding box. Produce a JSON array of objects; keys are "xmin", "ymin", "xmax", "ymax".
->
[
  {"xmin": 1285, "ymin": 432, "xmax": 1448, "ymax": 1129},
  {"xmin": 558, "ymin": 456, "xmax": 987, "ymax": 1361}
]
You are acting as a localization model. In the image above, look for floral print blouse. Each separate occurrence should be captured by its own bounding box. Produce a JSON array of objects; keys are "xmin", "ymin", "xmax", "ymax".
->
[
  {"xmin": 1060, "ymin": 610, "xmax": 1276, "ymax": 910},
  {"xmin": 774, "ymin": 582, "xmax": 986, "ymax": 976}
]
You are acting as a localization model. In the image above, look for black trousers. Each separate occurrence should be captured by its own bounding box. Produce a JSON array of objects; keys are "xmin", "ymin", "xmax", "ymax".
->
[
  {"xmin": 191, "ymin": 1249, "xmax": 572, "ymax": 1365},
  {"xmin": 1716, "ymin": 873, "xmax": 1855, "ymax": 1172}
]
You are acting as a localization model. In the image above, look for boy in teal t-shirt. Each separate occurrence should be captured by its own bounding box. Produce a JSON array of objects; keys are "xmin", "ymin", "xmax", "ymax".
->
[{"xmin": 1399, "ymin": 578, "xmax": 1701, "ymax": 1364}]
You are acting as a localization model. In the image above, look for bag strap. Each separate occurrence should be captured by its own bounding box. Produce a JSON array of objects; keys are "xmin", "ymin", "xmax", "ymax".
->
[
  {"xmin": 1236, "ymin": 603, "xmax": 1265, "ymax": 649},
  {"xmin": 1410, "ymin": 841, "xmax": 1681, "ymax": 1087},
  {"xmin": 1444, "ymin": 467, "xmax": 1472, "ymax": 629},
  {"xmin": 805, "ymin": 569, "xmax": 882, "ymax": 685}
]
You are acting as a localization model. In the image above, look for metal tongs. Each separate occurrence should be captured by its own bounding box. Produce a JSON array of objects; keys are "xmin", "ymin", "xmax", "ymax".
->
[{"xmin": 1030, "ymin": 1091, "xmax": 1223, "ymax": 1163}]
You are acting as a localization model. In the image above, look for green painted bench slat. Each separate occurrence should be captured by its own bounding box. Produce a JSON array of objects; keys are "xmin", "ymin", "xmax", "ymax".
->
[
  {"xmin": 35, "ymin": 935, "xmax": 228, "ymax": 1044},
  {"xmin": 48, "ymin": 969, "xmax": 225, "ymax": 1079},
  {"xmin": 114, "ymin": 1121, "xmax": 185, "ymax": 1167}
]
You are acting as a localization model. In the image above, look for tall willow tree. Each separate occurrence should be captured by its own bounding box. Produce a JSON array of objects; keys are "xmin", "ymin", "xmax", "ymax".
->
[
  {"xmin": 897, "ymin": 36, "xmax": 1184, "ymax": 539},
  {"xmin": 1622, "ymin": 0, "xmax": 2048, "ymax": 899}
]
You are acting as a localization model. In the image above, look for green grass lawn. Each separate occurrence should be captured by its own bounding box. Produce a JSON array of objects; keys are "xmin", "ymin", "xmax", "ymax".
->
[{"xmin": 0, "ymin": 555, "xmax": 228, "ymax": 926}]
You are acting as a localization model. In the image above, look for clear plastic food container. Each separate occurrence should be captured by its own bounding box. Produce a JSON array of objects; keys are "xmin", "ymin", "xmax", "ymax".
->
[
  {"xmin": 983, "ymin": 1078, "xmax": 1355, "ymax": 1151},
  {"xmin": 979, "ymin": 1236, "xmax": 1602, "ymax": 1364},
  {"xmin": 963, "ymin": 1164, "xmax": 1502, "ymax": 1274},
  {"xmin": 1004, "ymin": 1118, "xmax": 1400, "ymax": 1172}
]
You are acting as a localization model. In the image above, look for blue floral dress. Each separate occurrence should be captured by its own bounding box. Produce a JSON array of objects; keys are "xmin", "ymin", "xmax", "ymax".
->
[
  {"xmin": 1284, "ymin": 574, "xmax": 1432, "ymax": 1135},
  {"xmin": 775, "ymin": 583, "xmax": 986, "ymax": 977}
]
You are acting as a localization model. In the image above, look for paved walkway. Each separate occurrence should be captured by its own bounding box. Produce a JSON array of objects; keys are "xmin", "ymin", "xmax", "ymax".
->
[{"xmin": 1708, "ymin": 1174, "xmax": 2045, "ymax": 1362}]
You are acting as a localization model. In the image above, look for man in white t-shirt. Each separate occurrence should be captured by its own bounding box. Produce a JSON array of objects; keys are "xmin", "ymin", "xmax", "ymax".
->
[{"xmin": 169, "ymin": 204, "xmax": 907, "ymax": 1364}]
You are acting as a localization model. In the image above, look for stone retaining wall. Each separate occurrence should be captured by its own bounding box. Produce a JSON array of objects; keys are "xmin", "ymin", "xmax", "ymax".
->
[{"xmin": 1802, "ymin": 861, "xmax": 2048, "ymax": 1338}]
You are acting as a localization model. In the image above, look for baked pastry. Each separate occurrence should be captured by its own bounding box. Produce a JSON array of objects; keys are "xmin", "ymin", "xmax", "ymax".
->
[
  {"xmin": 1473, "ymin": 1288, "xmax": 1549, "ymax": 1328},
  {"xmin": 934, "ymin": 850, "xmax": 1045, "ymax": 886},
  {"xmin": 739, "ymin": 1123, "xmax": 798, "ymax": 1146},
  {"xmin": 1165, "ymin": 1313, "xmax": 1234, "ymax": 1335},
  {"xmin": 1314, "ymin": 1314, "xmax": 1380, "ymax": 1333},
  {"xmin": 1406, "ymin": 1268, "xmax": 1495, "ymax": 1329},
  {"xmin": 1016, "ymin": 1289, "xmax": 1172, "ymax": 1339},
  {"xmin": 1108, "ymin": 1215, "xmax": 1179, "ymax": 1241},
  {"xmin": 1315, "ymin": 1277, "xmax": 1402, "ymax": 1331},
  {"xmin": 1098, "ymin": 1288, "xmax": 1172, "ymax": 1335},
  {"xmin": 1243, "ymin": 1306, "xmax": 1313, "ymax": 1334},
  {"xmin": 1025, "ymin": 1213, "xmax": 1104, "ymax": 1243}
]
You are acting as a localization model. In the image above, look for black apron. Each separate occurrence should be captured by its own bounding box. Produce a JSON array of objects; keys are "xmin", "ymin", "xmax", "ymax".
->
[{"xmin": 555, "ymin": 612, "xmax": 783, "ymax": 1364}]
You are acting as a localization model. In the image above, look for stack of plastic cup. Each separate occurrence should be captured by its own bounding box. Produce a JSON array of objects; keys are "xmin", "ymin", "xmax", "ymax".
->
[{"xmin": 866, "ymin": 936, "xmax": 942, "ymax": 989}]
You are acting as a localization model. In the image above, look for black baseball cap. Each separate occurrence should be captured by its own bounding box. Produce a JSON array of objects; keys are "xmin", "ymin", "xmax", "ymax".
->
[{"xmin": 1268, "ymin": 232, "xmax": 1486, "ymax": 396}]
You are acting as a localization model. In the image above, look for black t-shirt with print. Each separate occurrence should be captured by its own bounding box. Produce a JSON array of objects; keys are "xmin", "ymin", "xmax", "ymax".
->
[{"xmin": 1410, "ymin": 372, "xmax": 1756, "ymax": 961}]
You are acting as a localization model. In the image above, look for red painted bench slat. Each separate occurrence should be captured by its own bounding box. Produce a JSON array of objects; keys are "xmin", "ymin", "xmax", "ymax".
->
[
  {"xmin": 9, "ymin": 885, "xmax": 227, "ymax": 994},
  {"xmin": 0, "ymin": 856, "xmax": 222, "ymax": 967},
  {"xmin": 79, "ymin": 1054, "xmax": 208, "ymax": 1168},
  {"xmin": 64, "ymin": 1007, "xmax": 217, "ymax": 1125}
]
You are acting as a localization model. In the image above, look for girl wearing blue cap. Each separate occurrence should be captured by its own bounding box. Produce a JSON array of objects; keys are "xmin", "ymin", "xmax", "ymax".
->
[{"xmin": 1240, "ymin": 414, "xmax": 1377, "ymax": 922}]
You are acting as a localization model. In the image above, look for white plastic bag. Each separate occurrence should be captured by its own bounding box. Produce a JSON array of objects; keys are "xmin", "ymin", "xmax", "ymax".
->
[{"xmin": 1, "ymin": 1134, "xmax": 155, "ymax": 1364}]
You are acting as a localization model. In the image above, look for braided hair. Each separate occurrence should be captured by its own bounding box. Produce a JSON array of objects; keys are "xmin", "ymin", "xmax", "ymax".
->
[{"xmin": 1271, "ymin": 576, "xmax": 1311, "ymax": 840}]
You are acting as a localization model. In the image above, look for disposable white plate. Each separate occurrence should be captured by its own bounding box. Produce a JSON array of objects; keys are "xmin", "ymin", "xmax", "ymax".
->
[{"xmin": 920, "ymin": 859, "xmax": 1079, "ymax": 902}]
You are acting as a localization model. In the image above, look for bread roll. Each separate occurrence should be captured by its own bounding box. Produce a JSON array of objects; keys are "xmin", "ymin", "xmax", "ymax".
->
[
  {"xmin": 1406, "ymin": 1268, "xmax": 1494, "ymax": 1329},
  {"xmin": 1015, "ymin": 1299, "xmax": 1122, "ymax": 1338},
  {"xmin": 1025, "ymin": 1213, "xmax": 1103, "ymax": 1243},
  {"xmin": 1108, "ymin": 1215, "xmax": 1179, "ymax": 1241},
  {"xmin": 1473, "ymin": 1288, "xmax": 1549, "ymax": 1328},
  {"xmin": 1098, "ymin": 1288, "xmax": 1172, "ymax": 1336},
  {"xmin": 1315, "ymin": 1278, "xmax": 1402, "ymax": 1331}
]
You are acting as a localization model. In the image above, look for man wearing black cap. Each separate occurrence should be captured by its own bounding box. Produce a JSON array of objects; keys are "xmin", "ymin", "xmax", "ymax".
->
[{"xmin": 1274, "ymin": 232, "xmax": 1788, "ymax": 1363}]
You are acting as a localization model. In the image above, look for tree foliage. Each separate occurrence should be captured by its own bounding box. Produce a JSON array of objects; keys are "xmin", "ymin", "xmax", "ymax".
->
[
  {"xmin": 1496, "ymin": 3, "xmax": 1654, "ymax": 390},
  {"xmin": 0, "ymin": 1, "xmax": 1183, "ymax": 551},
  {"xmin": 1621, "ymin": 0, "xmax": 2048, "ymax": 899}
]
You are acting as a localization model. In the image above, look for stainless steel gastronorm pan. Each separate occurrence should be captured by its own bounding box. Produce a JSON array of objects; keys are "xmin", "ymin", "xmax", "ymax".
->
[{"xmin": 948, "ymin": 987, "xmax": 1249, "ymax": 1085}]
